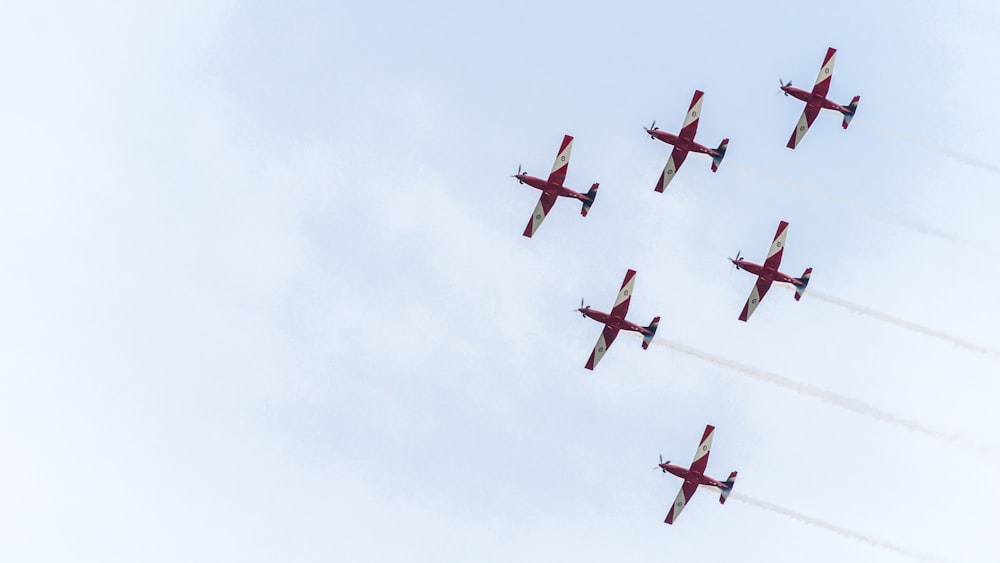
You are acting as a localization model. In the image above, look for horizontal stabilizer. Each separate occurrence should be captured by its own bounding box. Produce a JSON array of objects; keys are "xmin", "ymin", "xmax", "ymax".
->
[
  {"xmin": 719, "ymin": 471, "xmax": 737, "ymax": 504},
  {"xmin": 581, "ymin": 183, "xmax": 599, "ymax": 217},
  {"xmin": 642, "ymin": 316, "xmax": 660, "ymax": 349},
  {"xmin": 794, "ymin": 267, "xmax": 812, "ymax": 301},
  {"xmin": 842, "ymin": 95, "xmax": 860, "ymax": 129},
  {"xmin": 711, "ymin": 138, "xmax": 729, "ymax": 172}
]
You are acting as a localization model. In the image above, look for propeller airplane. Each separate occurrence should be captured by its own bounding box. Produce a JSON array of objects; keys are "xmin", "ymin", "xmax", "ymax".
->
[
  {"xmin": 645, "ymin": 90, "xmax": 729, "ymax": 192},
  {"xmin": 781, "ymin": 47, "xmax": 860, "ymax": 149},
  {"xmin": 512, "ymin": 135, "xmax": 599, "ymax": 238},
  {"xmin": 578, "ymin": 269, "xmax": 659, "ymax": 370}
]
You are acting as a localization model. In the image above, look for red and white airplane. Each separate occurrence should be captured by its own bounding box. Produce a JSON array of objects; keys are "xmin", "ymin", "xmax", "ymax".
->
[
  {"xmin": 577, "ymin": 269, "xmax": 659, "ymax": 370},
  {"xmin": 731, "ymin": 220, "xmax": 812, "ymax": 322},
  {"xmin": 645, "ymin": 90, "xmax": 729, "ymax": 192},
  {"xmin": 658, "ymin": 424, "xmax": 738, "ymax": 525},
  {"xmin": 512, "ymin": 134, "xmax": 599, "ymax": 238},
  {"xmin": 781, "ymin": 47, "xmax": 860, "ymax": 149}
]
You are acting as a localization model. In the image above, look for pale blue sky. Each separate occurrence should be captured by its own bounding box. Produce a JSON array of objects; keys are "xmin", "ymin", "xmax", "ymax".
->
[{"xmin": 0, "ymin": 1, "xmax": 997, "ymax": 562}]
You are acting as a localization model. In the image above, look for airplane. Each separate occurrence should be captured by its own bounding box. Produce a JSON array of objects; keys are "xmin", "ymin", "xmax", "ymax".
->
[
  {"xmin": 577, "ymin": 268, "xmax": 659, "ymax": 370},
  {"xmin": 645, "ymin": 90, "xmax": 729, "ymax": 192},
  {"xmin": 658, "ymin": 424, "xmax": 738, "ymax": 525},
  {"xmin": 730, "ymin": 220, "xmax": 812, "ymax": 322},
  {"xmin": 512, "ymin": 134, "xmax": 600, "ymax": 238},
  {"xmin": 781, "ymin": 46, "xmax": 860, "ymax": 149}
]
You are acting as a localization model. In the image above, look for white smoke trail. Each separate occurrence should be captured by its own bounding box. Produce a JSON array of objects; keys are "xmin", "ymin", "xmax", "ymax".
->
[
  {"xmin": 854, "ymin": 119, "xmax": 1000, "ymax": 176},
  {"xmin": 726, "ymin": 491, "xmax": 949, "ymax": 563},
  {"xmin": 646, "ymin": 336, "xmax": 996, "ymax": 456},
  {"xmin": 726, "ymin": 161, "xmax": 961, "ymax": 244},
  {"xmin": 807, "ymin": 289, "xmax": 1000, "ymax": 360}
]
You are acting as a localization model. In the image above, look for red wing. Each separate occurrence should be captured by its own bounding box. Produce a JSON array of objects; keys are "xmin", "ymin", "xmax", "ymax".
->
[
  {"xmin": 810, "ymin": 47, "xmax": 837, "ymax": 99},
  {"xmin": 665, "ymin": 480, "xmax": 699, "ymax": 525},
  {"xmin": 678, "ymin": 90, "xmax": 704, "ymax": 141},
  {"xmin": 739, "ymin": 276, "xmax": 773, "ymax": 322},
  {"xmin": 689, "ymin": 425, "xmax": 715, "ymax": 475},
  {"xmin": 546, "ymin": 135, "xmax": 573, "ymax": 186},
  {"xmin": 522, "ymin": 192, "xmax": 559, "ymax": 238},
  {"xmin": 786, "ymin": 104, "xmax": 821, "ymax": 149},
  {"xmin": 762, "ymin": 220, "xmax": 789, "ymax": 271},
  {"xmin": 654, "ymin": 147, "xmax": 689, "ymax": 192},
  {"xmin": 585, "ymin": 325, "xmax": 620, "ymax": 370},
  {"xmin": 609, "ymin": 268, "xmax": 637, "ymax": 319}
]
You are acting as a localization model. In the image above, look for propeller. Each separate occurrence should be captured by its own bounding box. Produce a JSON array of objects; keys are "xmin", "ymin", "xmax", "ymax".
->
[
  {"xmin": 577, "ymin": 298, "xmax": 591, "ymax": 316},
  {"xmin": 778, "ymin": 78, "xmax": 791, "ymax": 96},
  {"xmin": 729, "ymin": 250, "xmax": 743, "ymax": 271},
  {"xmin": 512, "ymin": 164, "xmax": 524, "ymax": 183},
  {"xmin": 656, "ymin": 454, "xmax": 669, "ymax": 471},
  {"xmin": 647, "ymin": 120, "xmax": 658, "ymax": 138}
]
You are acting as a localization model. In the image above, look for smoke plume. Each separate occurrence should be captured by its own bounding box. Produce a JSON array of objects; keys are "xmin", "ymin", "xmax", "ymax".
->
[
  {"xmin": 807, "ymin": 290, "xmax": 1000, "ymax": 360},
  {"xmin": 648, "ymin": 337, "xmax": 996, "ymax": 456},
  {"xmin": 726, "ymin": 491, "xmax": 949, "ymax": 563},
  {"xmin": 855, "ymin": 119, "xmax": 1000, "ymax": 176}
]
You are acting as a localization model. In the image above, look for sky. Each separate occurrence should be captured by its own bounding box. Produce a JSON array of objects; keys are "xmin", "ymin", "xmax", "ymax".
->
[{"xmin": 1, "ymin": 1, "xmax": 999, "ymax": 562}]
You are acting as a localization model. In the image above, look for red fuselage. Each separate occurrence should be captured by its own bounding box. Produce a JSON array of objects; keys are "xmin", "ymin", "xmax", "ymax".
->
[
  {"xmin": 781, "ymin": 85, "xmax": 851, "ymax": 114},
  {"xmin": 658, "ymin": 462, "xmax": 726, "ymax": 489},
  {"xmin": 577, "ymin": 307, "xmax": 650, "ymax": 334},
  {"xmin": 514, "ymin": 173, "xmax": 591, "ymax": 202},
  {"xmin": 731, "ymin": 258, "xmax": 805, "ymax": 287},
  {"xmin": 645, "ymin": 129, "xmax": 721, "ymax": 157}
]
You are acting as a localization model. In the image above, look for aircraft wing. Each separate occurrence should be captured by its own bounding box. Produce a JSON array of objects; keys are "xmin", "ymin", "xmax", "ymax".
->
[
  {"xmin": 546, "ymin": 134, "xmax": 574, "ymax": 186},
  {"xmin": 786, "ymin": 104, "xmax": 821, "ymax": 149},
  {"xmin": 522, "ymin": 192, "xmax": 559, "ymax": 238},
  {"xmin": 678, "ymin": 90, "xmax": 704, "ymax": 141},
  {"xmin": 654, "ymin": 147, "xmax": 689, "ymax": 192},
  {"xmin": 610, "ymin": 268, "xmax": 637, "ymax": 319},
  {"xmin": 810, "ymin": 47, "xmax": 837, "ymax": 99},
  {"xmin": 665, "ymin": 480, "xmax": 699, "ymax": 525},
  {"xmin": 739, "ymin": 276, "xmax": 774, "ymax": 322},
  {"xmin": 689, "ymin": 424, "xmax": 715, "ymax": 475},
  {"xmin": 762, "ymin": 220, "xmax": 789, "ymax": 271},
  {"xmin": 585, "ymin": 324, "xmax": 620, "ymax": 370}
]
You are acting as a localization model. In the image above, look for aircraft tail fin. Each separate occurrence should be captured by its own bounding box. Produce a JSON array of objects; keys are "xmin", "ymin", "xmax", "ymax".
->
[
  {"xmin": 794, "ymin": 267, "xmax": 813, "ymax": 301},
  {"xmin": 719, "ymin": 471, "xmax": 738, "ymax": 504},
  {"xmin": 641, "ymin": 316, "xmax": 660, "ymax": 349},
  {"xmin": 842, "ymin": 96, "xmax": 860, "ymax": 129},
  {"xmin": 581, "ymin": 183, "xmax": 599, "ymax": 217},
  {"xmin": 710, "ymin": 138, "xmax": 729, "ymax": 172}
]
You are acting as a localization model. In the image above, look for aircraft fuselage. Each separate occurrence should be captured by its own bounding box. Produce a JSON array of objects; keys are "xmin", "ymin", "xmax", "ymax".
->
[
  {"xmin": 659, "ymin": 462, "xmax": 726, "ymax": 489},
  {"xmin": 578, "ymin": 307, "xmax": 649, "ymax": 334},
  {"xmin": 781, "ymin": 86, "xmax": 851, "ymax": 114},
  {"xmin": 515, "ymin": 173, "xmax": 590, "ymax": 202},
  {"xmin": 731, "ymin": 259, "xmax": 804, "ymax": 286},
  {"xmin": 646, "ymin": 129, "xmax": 720, "ymax": 157}
]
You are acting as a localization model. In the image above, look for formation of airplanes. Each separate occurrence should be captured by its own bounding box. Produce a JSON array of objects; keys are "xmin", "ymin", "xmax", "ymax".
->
[{"xmin": 506, "ymin": 47, "xmax": 857, "ymax": 525}]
